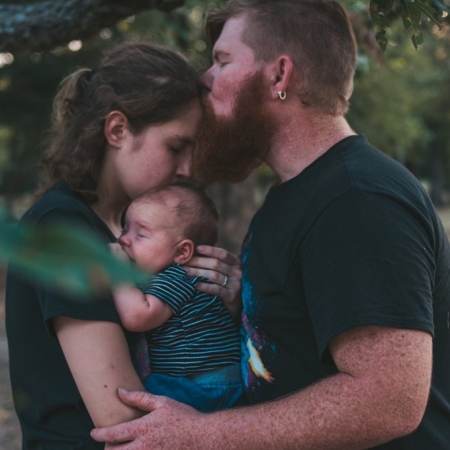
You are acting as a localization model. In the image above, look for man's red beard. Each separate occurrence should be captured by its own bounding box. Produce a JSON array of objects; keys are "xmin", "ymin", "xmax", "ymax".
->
[{"xmin": 194, "ymin": 71, "xmax": 277, "ymax": 184}]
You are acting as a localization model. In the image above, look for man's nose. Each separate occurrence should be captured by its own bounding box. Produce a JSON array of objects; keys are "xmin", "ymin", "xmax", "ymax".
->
[{"xmin": 200, "ymin": 68, "xmax": 213, "ymax": 91}]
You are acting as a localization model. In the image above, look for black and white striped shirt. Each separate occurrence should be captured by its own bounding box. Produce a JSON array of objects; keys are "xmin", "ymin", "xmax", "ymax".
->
[{"xmin": 141, "ymin": 264, "xmax": 241, "ymax": 377}]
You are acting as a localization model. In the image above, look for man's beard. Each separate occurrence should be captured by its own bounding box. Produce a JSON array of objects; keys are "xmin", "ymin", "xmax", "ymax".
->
[{"xmin": 194, "ymin": 71, "xmax": 277, "ymax": 184}]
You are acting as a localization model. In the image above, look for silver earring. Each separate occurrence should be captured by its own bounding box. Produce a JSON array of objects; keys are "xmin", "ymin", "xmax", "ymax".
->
[{"xmin": 277, "ymin": 91, "xmax": 287, "ymax": 100}]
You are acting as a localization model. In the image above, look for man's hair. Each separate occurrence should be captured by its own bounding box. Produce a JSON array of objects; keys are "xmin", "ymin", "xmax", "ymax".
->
[
  {"xmin": 133, "ymin": 180, "xmax": 219, "ymax": 247},
  {"xmin": 40, "ymin": 42, "xmax": 201, "ymax": 203},
  {"xmin": 206, "ymin": 0, "xmax": 357, "ymax": 116}
]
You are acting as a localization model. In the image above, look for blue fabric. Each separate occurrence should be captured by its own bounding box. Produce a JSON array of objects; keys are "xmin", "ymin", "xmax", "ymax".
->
[{"xmin": 144, "ymin": 364, "xmax": 246, "ymax": 412}]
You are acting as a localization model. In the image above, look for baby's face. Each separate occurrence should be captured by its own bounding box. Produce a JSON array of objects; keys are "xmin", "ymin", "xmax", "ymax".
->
[{"xmin": 118, "ymin": 202, "xmax": 183, "ymax": 273}]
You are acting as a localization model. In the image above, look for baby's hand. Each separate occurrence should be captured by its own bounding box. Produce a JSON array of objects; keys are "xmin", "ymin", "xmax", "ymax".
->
[{"xmin": 108, "ymin": 243, "xmax": 130, "ymax": 262}]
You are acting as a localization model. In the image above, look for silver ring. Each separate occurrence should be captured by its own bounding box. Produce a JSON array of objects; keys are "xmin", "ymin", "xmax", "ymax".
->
[{"xmin": 222, "ymin": 276, "xmax": 229, "ymax": 287}]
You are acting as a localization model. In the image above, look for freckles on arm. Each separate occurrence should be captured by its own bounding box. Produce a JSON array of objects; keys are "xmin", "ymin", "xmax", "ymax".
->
[
  {"xmin": 327, "ymin": 325, "xmax": 432, "ymax": 437},
  {"xmin": 203, "ymin": 325, "xmax": 433, "ymax": 450}
]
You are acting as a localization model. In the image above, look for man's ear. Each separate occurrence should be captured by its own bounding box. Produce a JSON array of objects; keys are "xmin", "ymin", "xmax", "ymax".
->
[
  {"xmin": 173, "ymin": 239, "xmax": 195, "ymax": 264},
  {"xmin": 104, "ymin": 111, "xmax": 131, "ymax": 149},
  {"xmin": 267, "ymin": 55, "xmax": 294, "ymax": 100}
]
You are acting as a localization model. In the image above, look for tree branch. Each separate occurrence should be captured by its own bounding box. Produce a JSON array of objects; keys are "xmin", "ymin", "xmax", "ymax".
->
[{"xmin": 0, "ymin": 0, "xmax": 186, "ymax": 53}]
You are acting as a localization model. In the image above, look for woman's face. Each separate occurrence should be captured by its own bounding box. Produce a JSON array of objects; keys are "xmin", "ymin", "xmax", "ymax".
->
[{"xmin": 114, "ymin": 101, "xmax": 203, "ymax": 201}]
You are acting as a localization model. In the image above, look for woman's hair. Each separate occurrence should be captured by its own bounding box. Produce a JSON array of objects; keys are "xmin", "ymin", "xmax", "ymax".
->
[
  {"xmin": 206, "ymin": 0, "xmax": 357, "ymax": 116},
  {"xmin": 41, "ymin": 42, "xmax": 201, "ymax": 203}
]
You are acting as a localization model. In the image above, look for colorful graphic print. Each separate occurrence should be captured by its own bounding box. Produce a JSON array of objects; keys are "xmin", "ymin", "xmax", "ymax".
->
[{"xmin": 240, "ymin": 229, "xmax": 276, "ymax": 394}]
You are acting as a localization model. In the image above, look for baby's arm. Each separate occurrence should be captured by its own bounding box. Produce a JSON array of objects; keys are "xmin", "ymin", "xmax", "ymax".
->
[
  {"xmin": 108, "ymin": 243, "xmax": 173, "ymax": 332},
  {"xmin": 113, "ymin": 284, "xmax": 173, "ymax": 332}
]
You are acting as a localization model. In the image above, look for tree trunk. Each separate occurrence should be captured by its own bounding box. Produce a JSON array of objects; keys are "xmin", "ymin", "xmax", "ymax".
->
[{"xmin": 0, "ymin": 0, "xmax": 185, "ymax": 53}]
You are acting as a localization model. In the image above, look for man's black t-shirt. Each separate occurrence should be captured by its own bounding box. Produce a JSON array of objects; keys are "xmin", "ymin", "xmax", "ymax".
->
[
  {"xmin": 240, "ymin": 136, "xmax": 450, "ymax": 448},
  {"xmin": 6, "ymin": 182, "xmax": 119, "ymax": 449}
]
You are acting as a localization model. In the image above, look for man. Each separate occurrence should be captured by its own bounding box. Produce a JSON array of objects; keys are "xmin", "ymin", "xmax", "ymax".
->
[{"xmin": 92, "ymin": 0, "xmax": 450, "ymax": 448}]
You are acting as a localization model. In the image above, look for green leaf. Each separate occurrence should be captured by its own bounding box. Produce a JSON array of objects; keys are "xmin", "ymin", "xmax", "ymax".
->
[
  {"xmin": 376, "ymin": 30, "xmax": 388, "ymax": 52},
  {"xmin": 410, "ymin": 32, "xmax": 423, "ymax": 49},
  {"xmin": 402, "ymin": 12, "xmax": 413, "ymax": 28},
  {"xmin": 0, "ymin": 219, "xmax": 148, "ymax": 295},
  {"xmin": 403, "ymin": 1, "xmax": 423, "ymax": 28},
  {"xmin": 412, "ymin": 31, "xmax": 424, "ymax": 46},
  {"xmin": 415, "ymin": 0, "xmax": 442, "ymax": 27}
]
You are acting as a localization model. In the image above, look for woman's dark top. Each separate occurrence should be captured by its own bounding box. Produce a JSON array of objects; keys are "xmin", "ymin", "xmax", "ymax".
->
[{"xmin": 6, "ymin": 182, "xmax": 119, "ymax": 450}]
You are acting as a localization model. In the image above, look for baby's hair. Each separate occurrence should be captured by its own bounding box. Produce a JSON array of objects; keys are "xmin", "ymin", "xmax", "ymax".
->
[
  {"xmin": 40, "ymin": 42, "xmax": 201, "ymax": 203},
  {"xmin": 134, "ymin": 180, "xmax": 219, "ymax": 247}
]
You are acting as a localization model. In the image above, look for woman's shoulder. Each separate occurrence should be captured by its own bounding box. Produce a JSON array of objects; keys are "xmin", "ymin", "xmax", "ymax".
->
[{"xmin": 21, "ymin": 182, "xmax": 95, "ymax": 228}]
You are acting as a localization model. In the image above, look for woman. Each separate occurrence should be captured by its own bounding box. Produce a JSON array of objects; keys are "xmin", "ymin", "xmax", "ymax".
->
[{"xmin": 5, "ymin": 42, "xmax": 241, "ymax": 450}]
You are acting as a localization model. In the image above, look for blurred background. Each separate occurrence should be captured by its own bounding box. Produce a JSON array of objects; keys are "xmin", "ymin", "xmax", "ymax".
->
[{"xmin": 0, "ymin": 0, "xmax": 449, "ymax": 447}]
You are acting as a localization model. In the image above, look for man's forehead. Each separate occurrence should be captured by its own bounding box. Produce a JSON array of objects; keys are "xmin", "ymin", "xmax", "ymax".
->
[
  {"xmin": 213, "ymin": 15, "xmax": 247, "ymax": 50},
  {"xmin": 213, "ymin": 15, "xmax": 255, "ymax": 58}
]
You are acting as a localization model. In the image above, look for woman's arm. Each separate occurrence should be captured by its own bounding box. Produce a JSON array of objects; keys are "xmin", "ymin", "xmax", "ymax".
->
[
  {"xmin": 184, "ymin": 245, "xmax": 242, "ymax": 320},
  {"xmin": 54, "ymin": 317, "xmax": 146, "ymax": 428},
  {"xmin": 113, "ymin": 284, "xmax": 173, "ymax": 332}
]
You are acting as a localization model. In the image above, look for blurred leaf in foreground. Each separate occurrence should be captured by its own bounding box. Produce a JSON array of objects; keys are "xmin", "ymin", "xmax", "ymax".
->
[{"xmin": 0, "ymin": 216, "xmax": 147, "ymax": 296}]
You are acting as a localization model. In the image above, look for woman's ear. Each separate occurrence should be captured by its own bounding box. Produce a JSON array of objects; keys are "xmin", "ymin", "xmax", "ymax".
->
[
  {"xmin": 173, "ymin": 239, "xmax": 195, "ymax": 264},
  {"xmin": 267, "ymin": 55, "xmax": 294, "ymax": 101},
  {"xmin": 104, "ymin": 111, "xmax": 131, "ymax": 149}
]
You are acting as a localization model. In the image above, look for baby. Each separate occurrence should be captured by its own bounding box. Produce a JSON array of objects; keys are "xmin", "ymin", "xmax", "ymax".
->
[{"xmin": 110, "ymin": 180, "xmax": 244, "ymax": 412}]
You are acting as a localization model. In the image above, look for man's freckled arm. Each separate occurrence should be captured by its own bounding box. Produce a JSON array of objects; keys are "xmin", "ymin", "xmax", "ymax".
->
[
  {"xmin": 92, "ymin": 324, "xmax": 431, "ymax": 449},
  {"xmin": 203, "ymin": 325, "xmax": 432, "ymax": 450},
  {"xmin": 188, "ymin": 326, "xmax": 431, "ymax": 450}
]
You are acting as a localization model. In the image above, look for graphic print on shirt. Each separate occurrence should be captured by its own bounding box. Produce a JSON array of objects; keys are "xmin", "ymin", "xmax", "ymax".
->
[{"xmin": 240, "ymin": 228, "xmax": 276, "ymax": 394}]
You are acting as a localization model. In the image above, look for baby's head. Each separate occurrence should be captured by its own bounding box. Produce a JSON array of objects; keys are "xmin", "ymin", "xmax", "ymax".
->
[{"xmin": 118, "ymin": 180, "xmax": 218, "ymax": 273}]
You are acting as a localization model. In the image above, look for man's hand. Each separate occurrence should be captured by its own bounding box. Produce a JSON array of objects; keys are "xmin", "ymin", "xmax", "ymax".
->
[
  {"xmin": 184, "ymin": 245, "xmax": 242, "ymax": 320},
  {"xmin": 91, "ymin": 389, "xmax": 209, "ymax": 450}
]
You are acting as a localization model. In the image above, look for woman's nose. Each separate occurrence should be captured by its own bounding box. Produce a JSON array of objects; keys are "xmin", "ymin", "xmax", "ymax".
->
[{"xmin": 176, "ymin": 154, "xmax": 193, "ymax": 179}]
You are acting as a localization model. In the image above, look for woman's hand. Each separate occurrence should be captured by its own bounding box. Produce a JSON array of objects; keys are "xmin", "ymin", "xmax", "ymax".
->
[{"xmin": 183, "ymin": 245, "xmax": 242, "ymax": 320}]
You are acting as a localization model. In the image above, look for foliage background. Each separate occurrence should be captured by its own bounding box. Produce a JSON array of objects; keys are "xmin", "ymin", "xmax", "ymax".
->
[
  {"xmin": 0, "ymin": 0, "xmax": 449, "ymax": 447},
  {"xmin": 1, "ymin": 0, "xmax": 450, "ymax": 243}
]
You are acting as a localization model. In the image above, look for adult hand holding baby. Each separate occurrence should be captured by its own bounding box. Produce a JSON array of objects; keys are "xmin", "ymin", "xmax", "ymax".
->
[{"xmin": 184, "ymin": 245, "xmax": 242, "ymax": 320}]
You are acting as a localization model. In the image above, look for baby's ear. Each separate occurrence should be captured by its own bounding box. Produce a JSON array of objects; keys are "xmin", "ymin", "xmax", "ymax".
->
[{"xmin": 173, "ymin": 239, "xmax": 194, "ymax": 264}]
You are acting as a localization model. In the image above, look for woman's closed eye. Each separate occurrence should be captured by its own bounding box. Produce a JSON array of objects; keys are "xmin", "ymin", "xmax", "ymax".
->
[{"xmin": 170, "ymin": 146, "xmax": 184, "ymax": 154}]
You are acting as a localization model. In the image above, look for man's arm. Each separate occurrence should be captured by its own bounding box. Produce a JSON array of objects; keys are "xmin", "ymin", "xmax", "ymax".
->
[
  {"xmin": 113, "ymin": 284, "xmax": 173, "ymax": 332},
  {"xmin": 91, "ymin": 324, "xmax": 432, "ymax": 449}
]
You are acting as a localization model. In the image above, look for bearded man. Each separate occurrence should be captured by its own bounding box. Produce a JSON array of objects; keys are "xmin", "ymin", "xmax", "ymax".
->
[{"xmin": 92, "ymin": 1, "xmax": 450, "ymax": 449}]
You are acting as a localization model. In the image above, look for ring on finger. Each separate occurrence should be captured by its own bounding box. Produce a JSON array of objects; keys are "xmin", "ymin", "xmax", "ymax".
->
[{"xmin": 222, "ymin": 275, "xmax": 229, "ymax": 287}]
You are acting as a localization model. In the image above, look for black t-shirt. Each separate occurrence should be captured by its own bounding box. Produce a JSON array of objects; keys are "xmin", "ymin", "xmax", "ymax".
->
[
  {"xmin": 241, "ymin": 136, "xmax": 450, "ymax": 448},
  {"xmin": 6, "ymin": 182, "xmax": 119, "ymax": 449}
]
